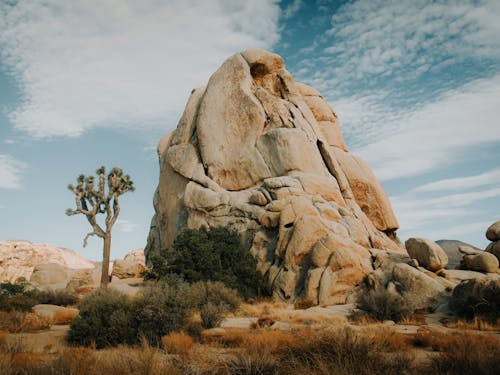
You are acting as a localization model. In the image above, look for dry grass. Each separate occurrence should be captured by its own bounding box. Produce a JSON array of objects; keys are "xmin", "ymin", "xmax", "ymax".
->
[
  {"xmin": 422, "ymin": 330, "xmax": 500, "ymax": 375},
  {"xmin": 235, "ymin": 300, "xmax": 289, "ymax": 318},
  {"xmin": 444, "ymin": 317, "xmax": 500, "ymax": 331},
  {"xmin": 162, "ymin": 332, "xmax": 193, "ymax": 356},
  {"xmin": 360, "ymin": 325, "xmax": 414, "ymax": 351},
  {"xmin": 51, "ymin": 308, "xmax": 78, "ymax": 325},
  {"xmin": 0, "ymin": 311, "xmax": 51, "ymax": 333}
]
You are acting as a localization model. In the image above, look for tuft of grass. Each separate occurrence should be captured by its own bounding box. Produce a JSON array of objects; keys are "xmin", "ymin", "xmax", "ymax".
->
[
  {"xmin": 161, "ymin": 332, "xmax": 193, "ymax": 357},
  {"xmin": 52, "ymin": 308, "xmax": 79, "ymax": 325}
]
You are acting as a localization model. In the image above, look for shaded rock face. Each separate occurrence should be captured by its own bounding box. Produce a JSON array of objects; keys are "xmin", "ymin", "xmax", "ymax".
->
[
  {"xmin": 145, "ymin": 48, "xmax": 402, "ymax": 304},
  {"xmin": 0, "ymin": 240, "xmax": 96, "ymax": 283}
]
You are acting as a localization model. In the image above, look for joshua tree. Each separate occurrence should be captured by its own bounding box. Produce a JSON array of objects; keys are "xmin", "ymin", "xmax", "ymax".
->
[{"xmin": 66, "ymin": 166, "xmax": 135, "ymax": 288}]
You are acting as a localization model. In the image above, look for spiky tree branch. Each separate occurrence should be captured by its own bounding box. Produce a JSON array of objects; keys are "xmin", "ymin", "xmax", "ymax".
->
[{"xmin": 66, "ymin": 166, "xmax": 135, "ymax": 287}]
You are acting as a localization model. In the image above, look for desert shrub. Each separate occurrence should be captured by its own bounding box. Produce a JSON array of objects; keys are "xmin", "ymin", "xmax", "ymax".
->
[
  {"xmin": 67, "ymin": 289, "xmax": 136, "ymax": 348},
  {"xmin": 189, "ymin": 281, "xmax": 241, "ymax": 311},
  {"xmin": 0, "ymin": 282, "xmax": 37, "ymax": 312},
  {"xmin": 153, "ymin": 227, "xmax": 266, "ymax": 298},
  {"xmin": 0, "ymin": 311, "xmax": 51, "ymax": 333},
  {"xmin": 31, "ymin": 289, "xmax": 78, "ymax": 307},
  {"xmin": 162, "ymin": 332, "xmax": 193, "ymax": 356},
  {"xmin": 200, "ymin": 303, "xmax": 225, "ymax": 329},
  {"xmin": 450, "ymin": 278, "xmax": 500, "ymax": 323},
  {"xmin": 357, "ymin": 288, "xmax": 415, "ymax": 322},
  {"xmin": 67, "ymin": 280, "xmax": 196, "ymax": 348},
  {"xmin": 133, "ymin": 279, "xmax": 194, "ymax": 346}
]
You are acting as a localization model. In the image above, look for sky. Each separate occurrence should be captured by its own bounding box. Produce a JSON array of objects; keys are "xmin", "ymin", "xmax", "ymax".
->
[{"xmin": 0, "ymin": 0, "xmax": 499, "ymax": 260}]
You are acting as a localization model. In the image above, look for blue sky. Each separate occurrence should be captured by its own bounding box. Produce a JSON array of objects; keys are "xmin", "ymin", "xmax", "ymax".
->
[{"xmin": 0, "ymin": 0, "xmax": 499, "ymax": 260}]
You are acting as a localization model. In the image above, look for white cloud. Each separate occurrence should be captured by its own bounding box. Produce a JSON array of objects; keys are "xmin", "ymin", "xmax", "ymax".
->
[
  {"xmin": 0, "ymin": 0, "xmax": 280, "ymax": 138},
  {"xmin": 283, "ymin": 0, "xmax": 303, "ymax": 19},
  {"xmin": 413, "ymin": 168, "xmax": 500, "ymax": 193},
  {"xmin": 355, "ymin": 74, "xmax": 500, "ymax": 180},
  {"xmin": 116, "ymin": 219, "xmax": 138, "ymax": 233},
  {"xmin": 324, "ymin": 0, "xmax": 500, "ymax": 88},
  {"xmin": 0, "ymin": 154, "xmax": 25, "ymax": 189}
]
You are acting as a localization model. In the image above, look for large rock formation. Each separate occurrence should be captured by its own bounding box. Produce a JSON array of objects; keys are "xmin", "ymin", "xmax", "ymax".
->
[
  {"xmin": 0, "ymin": 240, "xmax": 95, "ymax": 283},
  {"xmin": 145, "ymin": 48, "xmax": 403, "ymax": 305}
]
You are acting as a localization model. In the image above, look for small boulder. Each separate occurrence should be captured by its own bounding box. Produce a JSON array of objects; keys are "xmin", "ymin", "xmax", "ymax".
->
[
  {"xmin": 111, "ymin": 259, "xmax": 146, "ymax": 279},
  {"xmin": 123, "ymin": 248, "xmax": 146, "ymax": 267},
  {"xmin": 405, "ymin": 238, "xmax": 448, "ymax": 272},
  {"xmin": 30, "ymin": 263, "xmax": 71, "ymax": 289},
  {"xmin": 65, "ymin": 268, "xmax": 99, "ymax": 292},
  {"xmin": 460, "ymin": 252, "xmax": 499, "ymax": 273},
  {"xmin": 486, "ymin": 221, "xmax": 500, "ymax": 242},
  {"xmin": 392, "ymin": 263, "xmax": 446, "ymax": 310},
  {"xmin": 485, "ymin": 241, "xmax": 500, "ymax": 261}
]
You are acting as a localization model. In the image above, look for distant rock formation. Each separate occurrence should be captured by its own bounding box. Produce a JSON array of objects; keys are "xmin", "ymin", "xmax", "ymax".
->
[
  {"xmin": 0, "ymin": 240, "xmax": 95, "ymax": 283},
  {"xmin": 145, "ymin": 48, "xmax": 403, "ymax": 305},
  {"xmin": 435, "ymin": 240, "xmax": 481, "ymax": 270}
]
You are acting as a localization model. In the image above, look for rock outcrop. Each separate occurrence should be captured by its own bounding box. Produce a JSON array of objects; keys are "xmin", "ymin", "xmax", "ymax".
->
[
  {"xmin": 0, "ymin": 240, "xmax": 95, "ymax": 283},
  {"xmin": 459, "ymin": 245, "xmax": 499, "ymax": 273},
  {"xmin": 145, "ymin": 48, "xmax": 403, "ymax": 304}
]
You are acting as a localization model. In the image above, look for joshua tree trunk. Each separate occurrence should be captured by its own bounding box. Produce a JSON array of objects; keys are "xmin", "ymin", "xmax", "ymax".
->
[{"xmin": 101, "ymin": 232, "xmax": 112, "ymax": 288}]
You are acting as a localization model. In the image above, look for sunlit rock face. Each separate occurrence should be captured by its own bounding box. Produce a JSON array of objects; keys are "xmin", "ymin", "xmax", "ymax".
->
[
  {"xmin": 0, "ymin": 240, "xmax": 95, "ymax": 283},
  {"xmin": 145, "ymin": 48, "xmax": 402, "ymax": 305}
]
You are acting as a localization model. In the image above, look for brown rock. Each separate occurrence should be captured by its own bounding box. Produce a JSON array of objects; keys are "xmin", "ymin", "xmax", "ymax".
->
[
  {"xmin": 30, "ymin": 263, "xmax": 71, "ymax": 289},
  {"xmin": 486, "ymin": 221, "xmax": 500, "ymax": 242},
  {"xmin": 405, "ymin": 238, "xmax": 448, "ymax": 271},
  {"xmin": 112, "ymin": 259, "xmax": 146, "ymax": 279},
  {"xmin": 460, "ymin": 252, "xmax": 499, "ymax": 273},
  {"xmin": 485, "ymin": 240, "xmax": 500, "ymax": 261},
  {"xmin": 145, "ymin": 49, "xmax": 403, "ymax": 305}
]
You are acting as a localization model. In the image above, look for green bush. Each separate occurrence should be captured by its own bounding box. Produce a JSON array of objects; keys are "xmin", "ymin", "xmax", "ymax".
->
[
  {"xmin": 153, "ymin": 227, "xmax": 266, "ymax": 298},
  {"xmin": 68, "ymin": 279, "xmax": 196, "ymax": 348},
  {"xmin": 357, "ymin": 288, "xmax": 415, "ymax": 322},
  {"xmin": 67, "ymin": 289, "xmax": 136, "ymax": 348},
  {"xmin": 133, "ymin": 279, "xmax": 194, "ymax": 346},
  {"xmin": 450, "ymin": 278, "xmax": 500, "ymax": 323},
  {"xmin": 0, "ymin": 282, "xmax": 37, "ymax": 312}
]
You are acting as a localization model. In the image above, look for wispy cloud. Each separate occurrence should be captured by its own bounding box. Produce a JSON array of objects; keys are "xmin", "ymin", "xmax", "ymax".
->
[
  {"xmin": 0, "ymin": 154, "xmax": 25, "ymax": 189},
  {"xmin": 412, "ymin": 168, "xmax": 500, "ymax": 193},
  {"xmin": 323, "ymin": 0, "xmax": 500, "ymax": 90},
  {"xmin": 116, "ymin": 219, "xmax": 138, "ymax": 233},
  {"xmin": 0, "ymin": 0, "xmax": 280, "ymax": 138},
  {"xmin": 282, "ymin": 0, "xmax": 303, "ymax": 19},
  {"xmin": 355, "ymin": 74, "xmax": 500, "ymax": 180}
]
